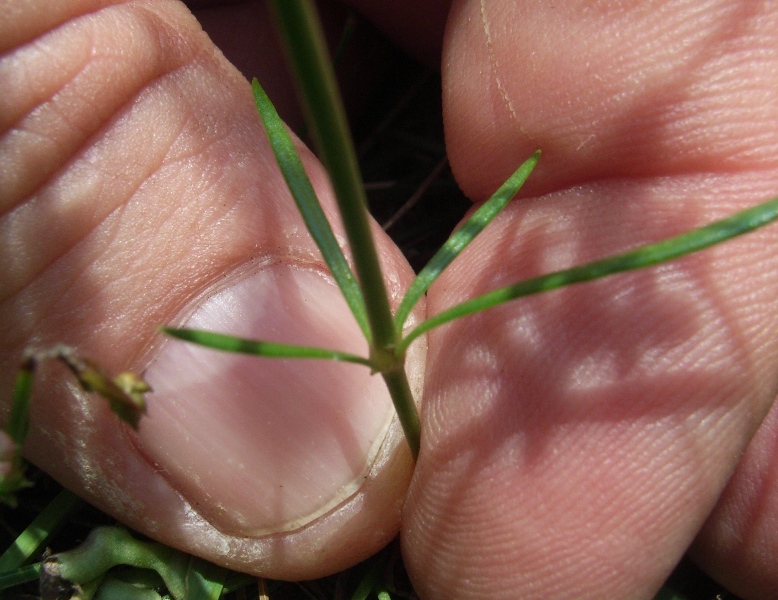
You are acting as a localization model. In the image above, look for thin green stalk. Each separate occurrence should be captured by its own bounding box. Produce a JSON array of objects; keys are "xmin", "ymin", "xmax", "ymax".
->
[
  {"xmin": 0, "ymin": 489, "xmax": 83, "ymax": 572},
  {"xmin": 0, "ymin": 562, "xmax": 40, "ymax": 589},
  {"xmin": 653, "ymin": 588, "xmax": 688, "ymax": 600},
  {"xmin": 7, "ymin": 356, "xmax": 34, "ymax": 449},
  {"xmin": 163, "ymin": 327, "xmax": 373, "ymax": 368},
  {"xmin": 381, "ymin": 369, "xmax": 421, "ymax": 459},
  {"xmin": 350, "ymin": 545, "xmax": 391, "ymax": 600},
  {"xmin": 397, "ymin": 196, "xmax": 778, "ymax": 354},
  {"xmin": 267, "ymin": 0, "xmax": 397, "ymax": 351},
  {"xmin": 2, "ymin": 354, "xmax": 36, "ymax": 507},
  {"xmin": 266, "ymin": 0, "xmax": 421, "ymax": 455},
  {"xmin": 394, "ymin": 151, "xmax": 540, "ymax": 331}
]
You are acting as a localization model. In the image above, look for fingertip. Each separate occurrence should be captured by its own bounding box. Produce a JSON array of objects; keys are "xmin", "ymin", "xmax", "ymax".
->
[{"xmin": 691, "ymin": 399, "xmax": 778, "ymax": 599}]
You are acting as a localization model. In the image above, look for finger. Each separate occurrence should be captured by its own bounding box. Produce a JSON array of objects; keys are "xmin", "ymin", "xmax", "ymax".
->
[
  {"xmin": 690, "ymin": 396, "xmax": 778, "ymax": 599},
  {"xmin": 443, "ymin": 0, "xmax": 778, "ymax": 201},
  {"xmin": 403, "ymin": 1, "xmax": 778, "ymax": 598},
  {"xmin": 0, "ymin": 0, "xmax": 424, "ymax": 579}
]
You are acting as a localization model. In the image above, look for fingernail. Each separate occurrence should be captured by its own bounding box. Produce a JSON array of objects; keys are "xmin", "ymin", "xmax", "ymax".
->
[{"xmin": 138, "ymin": 263, "xmax": 395, "ymax": 536}]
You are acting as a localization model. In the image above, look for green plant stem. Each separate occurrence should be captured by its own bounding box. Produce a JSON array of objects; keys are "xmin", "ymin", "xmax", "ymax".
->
[
  {"xmin": 267, "ymin": 0, "xmax": 396, "ymax": 351},
  {"xmin": 267, "ymin": 0, "xmax": 421, "ymax": 455},
  {"xmin": 7, "ymin": 354, "xmax": 35, "ymax": 452},
  {"xmin": 1, "ymin": 357, "xmax": 36, "ymax": 506},
  {"xmin": 381, "ymin": 368, "xmax": 421, "ymax": 460},
  {"xmin": 398, "ymin": 196, "xmax": 778, "ymax": 354}
]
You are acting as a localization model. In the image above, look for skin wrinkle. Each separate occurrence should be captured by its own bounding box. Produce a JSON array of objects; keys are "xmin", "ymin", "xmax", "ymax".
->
[
  {"xmin": 0, "ymin": 0, "xmax": 113, "ymax": 53},
  {"xmin": 0, "ymin": 0, "xmax": 214, "ymax": 215},
  {"xmin": 3, "ymin": 102, "xmax": 246, "ymax": 394},
  {"xmin": 3, "ymin": 18, "xmax": 103, "ymax": 207},
  {"xmin": 447, "ymin": 0, "xmax": 778, "ymax": 205},
  {"xmin": 0, "ymin": 40, "xmax": 88, "ymax": 141},
  {"xmin": 0, "ymin": 3, "xmax": 227, "ymax": 305},
  {"xmin": 478, "ymin": 0, "xmax": 526, "ymax": 139},
  {"xmin": 1, "ymin": 83, "xmax": 180, "ymax": 304}
]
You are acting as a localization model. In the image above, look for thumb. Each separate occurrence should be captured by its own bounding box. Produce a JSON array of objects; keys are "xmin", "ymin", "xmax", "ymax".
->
[{"xmin": 0, "ymin": 0, "xmax": 424, "ymax": 580}]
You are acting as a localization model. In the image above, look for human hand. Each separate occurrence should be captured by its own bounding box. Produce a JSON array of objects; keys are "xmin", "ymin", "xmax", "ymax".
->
[{"xmin": 2, "ymin": 1, "xmax": 777, "ymax": 599}]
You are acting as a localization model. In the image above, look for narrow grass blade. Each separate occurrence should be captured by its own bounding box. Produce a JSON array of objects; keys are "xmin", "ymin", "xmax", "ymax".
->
[
  {"xmin": 0, "ymin": 563, "xmax": 40, "ymax": 589},
  {"xmin": 351, "ymin": 569, "xmax": 379, "ymax": 600},
  {"xmin": 163, "ymin": 328, "xmax": 373, "ymax": 368},
  {"xmin": 350, "ymin": 543, "xmax": 392, "ymax": 600},
  {"xmin": 252, "ymin": 79, "xmax": 371, "ymax": 342},
  {"xmin": 94, "ymin": 577, "xmax": 164, "ymax": 600},
  {"xmin": 267, "ymin": 0, "xmax": 398, "ymax": 351},
  {"xmin": 222, "ymin": 572, "xmax": 256, "ymax": 595},
  {"xmin": 6, "ymin": 355, "xmax": 34, "ymax": 450},
  {"xmin": 394, "ymin": 151, "xmax": 540, "ymax": 331},
  {"xmin": 652, "ymin": 588, "xmax": 688, "ymax": 600},
  {"xmin": 265, "ymin": 0, "xmax": 420, "ymax": 454},
  {"xmin": 398, "ymin": 196, "xmax": 778, "ymax": 353},
  {"xmin": 0, "ymin": 489, "xmax": 83, "ymax": 572},
  {"xmin": 180, "ymin": 555, "xmax": 226, "ymax": 600},
  {"xmin": 0, "ymin": 356, "xmax": 36, "ymax": 506}
]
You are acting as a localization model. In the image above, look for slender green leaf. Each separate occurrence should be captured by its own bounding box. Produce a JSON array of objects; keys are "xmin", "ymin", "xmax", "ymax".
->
[
  {"xmin": 398, "ymin": 196, "xmax": 778, "ymax": 354},
  {"xmin": 0, "ymin": 562, "xmax": 41, "ymax": 589},
  {"xmin": 3, "ymin": 346, "xmax": 150, "ymax": 507},
  {"xmin": 268, "ymin": 0, "xmax": 421, "ymax": 456},
  {"xmin": 7, "ymin": 355, "xmax": 34, "ymax": 448},
  {"xmin": 94, "ymin": 577, "xmax": 165, "ymax": 600},
  {"xmin": 351, "ymin": 569, "xmax": 378, "ymax": 600},
  {"xmin": 0, "ymin": 489, "xmax": 83, "ymax": 572},
  {"xmin": 163, "ymin": 327, "xmax": 373, "ymax": 368},
  {"xmin": 266, "ymin": 0, "xmax": 397, "ymax": 351},
  {"xmin": 252, "ymin": 79, "xmax": 370, "ymax": 342},
  {"xmin": 652, "ymin": 587, "xmax": 688, "ymax": 600},
  {"xmin": 349, "ymin": 543, "xmax": 392, "ymax": 600},
  {"xmin": 181, "ymin": 556, "xmax": 226, "ymax": 600},
  {"xmin": 1, "ymin": 355, "xmax": 36, "ymax": 506},
  {"xmin": 222, "ymin": 572, "xmax": 256, "ymax": 594},
  {"xmin": 394, "ymin": 151, "xmax": 540, "ymax": 331}
]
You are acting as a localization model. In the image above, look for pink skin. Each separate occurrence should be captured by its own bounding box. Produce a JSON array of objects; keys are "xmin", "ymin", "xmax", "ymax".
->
[
  {"xmin": 0, "ymin": 0, "xmax": 424, "ymax": 579},
  {"xmin": 2, "ymin": 0, "xmax": 778, "ymax": 598}
]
